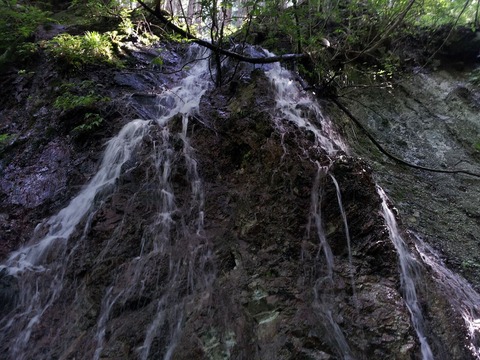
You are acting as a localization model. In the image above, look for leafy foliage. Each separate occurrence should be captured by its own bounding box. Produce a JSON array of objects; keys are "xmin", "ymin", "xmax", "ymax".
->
[
  {"xmin": 53, "ymin": 81, "xmax": 109, "ymax": 136},
  {"xmin": 0, "ymin": 133, "xmax": 12, "ymax": 143},
  {"xmin": 54, "ymin": 81, "xmax": 110, "ymax": 110},
  {"xmin": 474, "ymin": 141, "xmax": 480, "ymax": 152},
  {"xmin": 0, "ymin": 0, "xmax": 52, "ymax": 67},
  {"xmin": 0, "ymin": 133, "xmax": 14, "ymax": 154},
  {"xmin": 469, "ymin": 68, "xmax": 480, "ymax": 86},
  {"xmin": 44, "ymin": 5, "xmax": 162, "ymax": 70},
  {"xmin": 3, "ymin": 0, "xmax": 478, "ymax": 86},
  {"xmin": 0, "ymin": 0, "xmax": 163, "ymax": 70},
  {"xmin": 72, "ymin": 112, "xmax": 105, "ymax": 136},
  {"xmin": 46, "ymin": 30, "xmax": 121, "ymax": 69},
  {"xmin": 70, "ymin": 0, "xmax": 133, "ymax": 19}
]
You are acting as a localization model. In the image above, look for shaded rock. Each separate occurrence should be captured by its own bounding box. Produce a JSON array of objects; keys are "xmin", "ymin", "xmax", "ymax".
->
[
  {"xmin": 0, "ymin": 141, "xmax": 70, "ymax": 208},
  {"xmin": 114, "ymin": 72, "xmax": 164, "ymax": 91},
  {"xmin": 0, "ymin": 41, "xmax": 476, "ymax": 360},
  {"xmin": 0, "ymin": 268, "xmax": 18, "ymax": 317},
  {"xmin": 336, "ymin": 65, "xmax": 480, "ymax": 291}
]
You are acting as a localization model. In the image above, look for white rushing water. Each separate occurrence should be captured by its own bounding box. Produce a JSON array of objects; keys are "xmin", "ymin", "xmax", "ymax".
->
[
  {"xmin": 95, "ymin": 45, "xmax": 215, "ymax": 360},
  {"xmin": 3, "ymin": 43, "xmax": 473, "ymax": 359},
  {"xmin": 263, "ymin": 60, "xmax": 355, "ymax": 356},
  {"xmin": 264, "ymin": 53, "xmax": 436, "ymax": 358},
  {"xmin": 3, "ymin": 120, "xmax": 149, "ymax": 276},
  {"xmin": 378, "ymin": 187, "xmax": 434, "ymax": 360},
  {"xmin": 0, "ymin": 119, "xmax": 149, "ymax": 359},
  {"xmin": 265, "ymin": 57, "xmax": 347, "ymax": 156},
  {"xmin": 0, "ymin": 45, "xmax": 214, "ymax": 360},
  {"xmin": 415, "ymin": 236, "xmax": 480, "ymax": 358}
]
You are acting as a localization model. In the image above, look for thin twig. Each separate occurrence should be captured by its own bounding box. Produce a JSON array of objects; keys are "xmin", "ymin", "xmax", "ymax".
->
[{"xmin": 137, "ymin": 0, "xmax": 306, "ymax": 64}]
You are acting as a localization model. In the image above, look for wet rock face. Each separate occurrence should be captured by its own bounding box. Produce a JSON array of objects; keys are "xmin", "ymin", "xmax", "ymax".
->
[
  {"xmin": 0, "ymin": 46, "xmax": 475, "ymax": 359},
  {"xmin": 147, "ymin": 77, "xmax": 417, "ymax": 359},
  {"xmin": 336, "ymin": 66, "xmax": 480, "ymax": 291},
  {"xmin": 330, "ymin": 62, "xmax": 480, "ymax": 359},
  {"xmin": 0, "ymin": 42, "xmax": 182, "ymax": 260},
  {"xmin": 0, "ymin": 269, "xmax": 17, "ymax": 317},
  {"xmin": 0, "ymin": 141, "xmax": 70, "ymax": 208}
]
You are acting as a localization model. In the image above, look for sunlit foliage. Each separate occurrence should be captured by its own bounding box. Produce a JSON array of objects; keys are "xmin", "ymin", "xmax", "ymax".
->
[
  {"xmin": 46, "ymin": 31, "xmax": 120, "ymax": 69},
  {"xmin": 2, "ymin": 0, "xmax": 479, "ymax": 76}
]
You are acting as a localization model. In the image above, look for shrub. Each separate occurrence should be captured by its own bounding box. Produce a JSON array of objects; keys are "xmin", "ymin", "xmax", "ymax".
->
[
  {"xmin": 54, "ymin": 84, "xmax": 109, "ymax": 111},
  {"xmin": 0, "ymin": 0, "xmax": 52, "ymax": 68},
  {"xmin": 72, "ymin": 112, "xmax": 104, "ymax": 136},
  {"xmin": 46, "ymin": 30, "xmax": 122, "ymax": 69}
]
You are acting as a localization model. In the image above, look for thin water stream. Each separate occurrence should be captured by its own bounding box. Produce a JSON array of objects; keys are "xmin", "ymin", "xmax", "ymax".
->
[
  {"xmin": 415, "ymin": 236, "xmax": 480, "ymax": 358},
  {"xmin": 0, "ymin": 43, "xmax": 475, "ymax": 359},
  {"xmin": 306, "ymin": 163, "xmax": 354, "ymax": 359},
  {"xmin": 0, "ymin": 45, "xmax": 214, "ymax": 360},
  {"xmin": 266, "ymin": 55, "xmax": 436, "ymax": 359},
  {"xmin": 266, "ymin": 59, "xmax": 357, "ymax": 358},
  {"xmin": 378, "ymin": 187, "xmax": 434, "ymax": 360},
  {"xmin": 0, "ymin": 120, "xmax": 149, "ymax": 359}
]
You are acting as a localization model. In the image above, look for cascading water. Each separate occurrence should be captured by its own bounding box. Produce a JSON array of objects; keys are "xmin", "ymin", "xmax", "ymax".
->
[
  {"xmin": 3, "ymin": 120, "xmax": 149, "ymax": 275},
  {"xmin": 378, "ymin": 187, "xmax": 434, "ymax": 360},
  {"xmin": 265, "ymin": 51, "xmax": 435, "ymax": 359},
  {"xmin": 1, "ymin": 41, "xmax": 476, "ymax": 359},
  {"xmin": 265, "ymin": 59, "xmax": 347, "ymax": 156},
  {"xmin": 0, "ymin": 45, "xmax": 214, "ymax": 360},
  {"xmin": 415, "ymin": 236, "xmax": 480, "ymax": 358},
  {"xmin": 264, "ymin": 49, "xmax": 478, "ymax": 359},
  {"xmin": 0, "ymin": 119, "xmax": 149, "ymax": 359},
  {"xmin": 266, "ymin": 58, "xmax": 357, "ymax": 358},
  {"xmin": 131, "ymin": 45, "xmax": 215, "ymax": 360}
]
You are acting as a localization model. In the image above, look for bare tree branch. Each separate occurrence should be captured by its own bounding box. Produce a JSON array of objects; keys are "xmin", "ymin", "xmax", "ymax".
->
[
  {"xmin": 137, "ymin": 0, "xmax": 306, "ymax": 64},
  {"xmin": 342, "ymin": 0, "xmax": 417, "ymax": 64}
]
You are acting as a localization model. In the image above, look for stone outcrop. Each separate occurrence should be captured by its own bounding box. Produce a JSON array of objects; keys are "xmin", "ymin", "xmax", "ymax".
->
[
  {"xmin": 333, "ymin": 64, "xmax": 480, "ymax": 292},
  {"xmin": 0, "ymin": 43, "xmax": 476, "ymax": 359}
]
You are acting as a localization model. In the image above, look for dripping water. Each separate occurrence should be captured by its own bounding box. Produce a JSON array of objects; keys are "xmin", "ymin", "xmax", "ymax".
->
[
  {"xmin": 307, "ymin": 162, "xmax": 354, "ymax": 359},
  {"xmin": 415, "ymin": 236, "xmax": 480, "ymax": 358},
  {"xmin": 0, "ymin": 45, "xmax": 215, "ymax": 360},
  {"xmin": 93, "ymin": 286, "xmax": 124, "ymax": 360},
  {"xmin": 0, "ymin": 120, "xmax": 149, "ymax": 360},
  {"xmin": 378, "ymin": 187, "xmax": 434, "ymax": 360},
  {"xmin": 306, "ymin": 162, "xmax": 335, "ymax": 277},
  {"xmin": 330, "ymin": 173, "xmax": 358, "ymax": 308},
  {"xmin": 266, "ymin": 56, "xmax": 354, "ymax": 358}
]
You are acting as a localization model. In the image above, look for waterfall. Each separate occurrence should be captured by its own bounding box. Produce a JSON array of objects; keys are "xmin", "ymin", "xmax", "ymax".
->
[
  {"xmin": 1, "ymin": 42, "xmax": 475, "ymax": 359},
  {"xmin": 0, "ymin": 119, "xmax": 149, "ymax": 359},
  {"xmin": 415, "ymin": 236, "xmax": 480, "ymax": 358},
  {"xmin": 266, "ymin": 58, "xmax": 356, "ymax": 358},
  {"xmin": 3, "ymin": 120, "xmax": 149, "ymax": 276},
  {"xmin": 89, "ymin": 45, "xmax": 215, "ymax": 360},
  {"xmin": 378, "ymin": 187, "xmax": 434, "ymax": 360},
  {"xmin": 265, "ymin": 53, "xmax": 436, "ymax": 359},
  {"xmin": 265, "ymin": 59, "xmax": 347, "ymax": 156},
  {"xmin": 0, "ymin": 45, "xmax": 214, "ymax": 360}
]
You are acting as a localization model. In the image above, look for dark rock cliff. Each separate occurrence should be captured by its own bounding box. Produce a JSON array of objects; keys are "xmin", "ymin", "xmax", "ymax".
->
[{"xmin": 0, "ymin": 43, "xmax": 476, "ymax": 359}]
